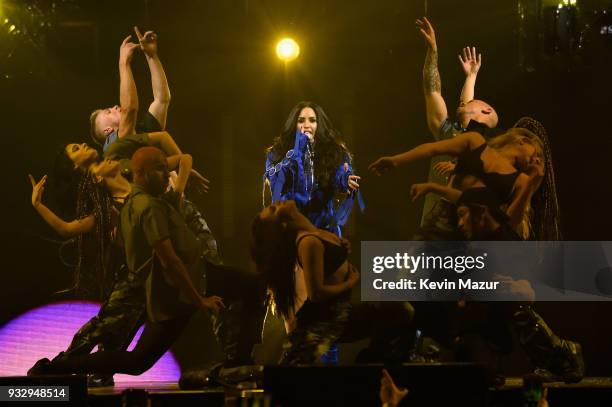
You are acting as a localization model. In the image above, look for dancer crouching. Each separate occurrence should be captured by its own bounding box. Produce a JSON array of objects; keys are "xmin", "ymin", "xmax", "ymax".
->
[{"xmin": 251, "ymin": 200, "xmax": 414, "ymax": 364}]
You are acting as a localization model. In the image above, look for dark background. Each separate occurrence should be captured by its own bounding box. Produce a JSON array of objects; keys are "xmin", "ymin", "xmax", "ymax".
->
[{"xmin": 1, "ymin": 0, "xmax": 612, "ymax": 375}]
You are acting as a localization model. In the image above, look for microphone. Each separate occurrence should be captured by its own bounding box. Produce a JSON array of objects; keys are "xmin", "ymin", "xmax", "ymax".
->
[{"xmin": 303, "ymin": 130, "xmax": 314, "ymax": 144}]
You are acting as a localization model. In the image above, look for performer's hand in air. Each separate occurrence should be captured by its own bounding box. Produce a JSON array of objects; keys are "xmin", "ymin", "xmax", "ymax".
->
[
  {"xmin": 416, "ymin": 17, "xmax": 437, "ymax": 50},
  {"xmin": 134, "ymin": 26, "xmax": 158, "ymax": 58},
  {"xmin": 458, "ymin": 46, "xmax": 481, "ymax": 77},
  {"xmin": 119, "ymin": 35, "xmax": 140, "ymax": 64},
  {"xmin": 29, "ymin": 174, "xmax": 47, "ymax": 208}
]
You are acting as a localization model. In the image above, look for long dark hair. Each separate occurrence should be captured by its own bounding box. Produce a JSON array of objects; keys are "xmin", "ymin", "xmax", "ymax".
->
[
  {"xmin": 53, "ymin": 145, "xmax": 116, "ymax": 298},
  {"xmin": 513, "ymin": 117, "xmax": 562, "ymax": 241},
  {"xmin": 267, "ymin": 101, "xmax": 351, "ymax": 191},
  {"xmin": 251, "ymin": 214, "xmax": 297, "ymax": 319}
]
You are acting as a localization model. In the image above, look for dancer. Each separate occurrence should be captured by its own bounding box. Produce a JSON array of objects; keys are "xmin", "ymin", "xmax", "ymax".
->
[
  {"xmin": 90, "ymin": 27, "xmax": 170, "ymax": 148},
  {"xmin": 251, "ymin": 200, "xmax": 413, "ymax": 364},
  {"xmin": 416, "ymin": 17, "xmax": 500, "ymax": 226},
  {"xmin": 416, "ymin": 17, "xmax": 498, "ymax": 140}
]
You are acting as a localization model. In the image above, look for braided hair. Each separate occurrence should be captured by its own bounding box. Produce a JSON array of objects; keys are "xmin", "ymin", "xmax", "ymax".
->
[
  {"xmin": 53, "ymin": 146, "xmax": 116, "ymax": 299},
  {"xmin": 513, "ymin": 117, "xmax": 562, "ymax": 241}
]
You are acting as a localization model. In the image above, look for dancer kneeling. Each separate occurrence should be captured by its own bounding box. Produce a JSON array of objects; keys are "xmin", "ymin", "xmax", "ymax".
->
[
  {"xmin": 251, "ymin": 200, "xmax": 414, "ymax": 365},
  {"xmin": 30, "ymin": 147, "xmax": 225, "ymax": 377}
]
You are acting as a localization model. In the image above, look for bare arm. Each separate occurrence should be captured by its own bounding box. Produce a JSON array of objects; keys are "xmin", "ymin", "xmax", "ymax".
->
[
  {"xmin": 369, "ymin": 132, "xmax": 484, "ymax": 175},
  {"xmin": 458, "ymin": 47, "xmax": 482, "ymax": 104},
  {"xmin": 153, "ymin": 238, "xmax": 205, "ymax": 307},
  {"xmin": 135, "ymin": 27, "xmax": 171, "ymax": 129},
  {"xmin": 410, "ymin": 182, "xmax": 462, "ymax": 203},
  {"xmin": 299, "ymin": 236, "xmax": 359, "ymax": 303},
  {"xmin": 118, "ymin": 36, "xmax": 139, "ymax": 138},
  {"xmin": 505, "ymin": 162, "xmax": 545, "ymax": 229},
  {"xmin": 416, "ymin": 17, "xmax": 448, "ymax": 137},
  {"xmin": 147, "ymin": 131, "xmax": 182, "ymax": 156},
  {"xmin": 173, "ymin": 154, "xmax": 193, "ymax": 196},
  {"xmin": 160, "ymin": 137, "xmax": 210, "ymax": 193},
  {"xmin": 29, "ymin": 175, "xmax": 95, "ymax": 237}
]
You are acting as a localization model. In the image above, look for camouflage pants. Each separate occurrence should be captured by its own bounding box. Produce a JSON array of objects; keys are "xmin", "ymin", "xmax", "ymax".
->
[
  {"xmin": 66, "ymin": 278, "xmax": 146, "ymax": 356},
  {"xmin": 204, "ymin": 262, "xmax": 267, "ymax": 363},
  {"xmin": 281, "ymin": 298, "xmax": 414, "ymax": 365},
  {"xmin": 182, "ymin": 199, "xmax": 222, "ymax": 266}
]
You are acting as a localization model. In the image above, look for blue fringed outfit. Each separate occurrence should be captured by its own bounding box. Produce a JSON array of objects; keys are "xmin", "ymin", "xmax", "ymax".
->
[{"xmin": 263, "ymin": 131, "xmax": 364, "ymax": 236}]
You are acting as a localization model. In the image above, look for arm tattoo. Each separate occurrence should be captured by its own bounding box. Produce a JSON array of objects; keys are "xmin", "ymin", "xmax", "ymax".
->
[{"xmin": 423, "ymin": 48, "xmax": 441, "ymax": 93}]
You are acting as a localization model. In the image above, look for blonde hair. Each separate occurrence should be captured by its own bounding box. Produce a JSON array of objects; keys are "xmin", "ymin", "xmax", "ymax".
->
[
  {"xmin": 487, "ymin": 128, "xmax": 543, "ymax": 157},
  {"xmin": 89, "ymin": 109, "xmax": 103, "ymax": 146}
]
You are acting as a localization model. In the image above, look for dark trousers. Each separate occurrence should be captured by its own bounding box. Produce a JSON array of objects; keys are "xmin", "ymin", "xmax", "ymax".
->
[
  {"xmin": 49, "ymin": 264, "xmax": 266, "ymax": 376},
  {"xmin": 281, "ymin": 299, "xmax": 414, "ymax": 365}
]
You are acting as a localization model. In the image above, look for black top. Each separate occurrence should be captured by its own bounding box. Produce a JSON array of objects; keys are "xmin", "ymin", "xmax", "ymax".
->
[
  {"xmin": 296, "ymin": 233, "xmax": 348, "ymax": 275},
  {"xmin": 137, "ymin": 110, "xmax": 163, "ymax": 133},
  {"xmin": 464, "ymin": 120, "xmax": 505, "ymax": 139},
  {"xmin": 453, "ymin": 143, "xmax": 519, "ymax": 203}
]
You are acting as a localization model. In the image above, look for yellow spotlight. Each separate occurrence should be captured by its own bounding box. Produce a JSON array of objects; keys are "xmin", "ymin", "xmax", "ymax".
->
[{"xmin": 276, "ymin": 38, "xmax": 300, "ymax": 62}]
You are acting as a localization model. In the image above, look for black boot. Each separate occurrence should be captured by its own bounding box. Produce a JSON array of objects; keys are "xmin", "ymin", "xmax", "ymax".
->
[
  {"xmin": 27, "ymin": 358, "xmax": 52, "ymax": 376},
  {"xmin": 513, "ymin": 305, "xmax": 585, "ymax": 383}
]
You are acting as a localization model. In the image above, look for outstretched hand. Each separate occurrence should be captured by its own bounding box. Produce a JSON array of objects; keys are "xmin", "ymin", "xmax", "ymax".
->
[
  {"xmin": 189, "ymin": 169, "xmax": 211, "ymax": 193},
  {"xmin": 134, "ymin": 26, "xmax": 158, "ymax": 58},
  {"xmin": 29, "ymin": 174, "xmax": 47, "ymax": 208},
  {"xmin": 416, "ymin": 17, "xmax": 437, "ymax": 50},
  {"xmin": 459, "ymin": 46, "xmax": 481, "ymax": 76},
  {"xmin": 368, "ymin": 157, "xmax": 397, "ymax": 176}
]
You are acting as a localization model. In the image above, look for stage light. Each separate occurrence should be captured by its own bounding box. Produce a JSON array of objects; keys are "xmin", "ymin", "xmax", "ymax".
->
[{"xmin": 276, "ymin": 38, "xmax": 300, "ymax": 62}]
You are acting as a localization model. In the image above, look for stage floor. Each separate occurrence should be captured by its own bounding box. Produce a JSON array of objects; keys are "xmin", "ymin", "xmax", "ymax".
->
[{"xmin": 86, "ymin": 377, "xmax": 612, "ymax": 406}]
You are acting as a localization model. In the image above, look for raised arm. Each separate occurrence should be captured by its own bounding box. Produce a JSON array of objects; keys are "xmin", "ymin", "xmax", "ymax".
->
[
  {"xmin": 369, "ymin": 131, "xmax": 484, "ymax": 175},
  {"xmin": 458, "ymin": 46, "xmax": 482, "ymax": 104},
  {"xmin": 298, "ymin": 236, "xmax": 359, "ymax": 303},
  {"xmin": 135, "ymin": 26, "xmax": 171, "ymax": 130},
  {"xmin": 29, "ymin": 175, "xmax": 95, "ymax": 237},
  {"xmin": 416, "ymin": 17, "xmax": 448, "ymax": 137},
  {"xmin": 118, "ymin": 36, "xmax": 139, "ymax": 138}
]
